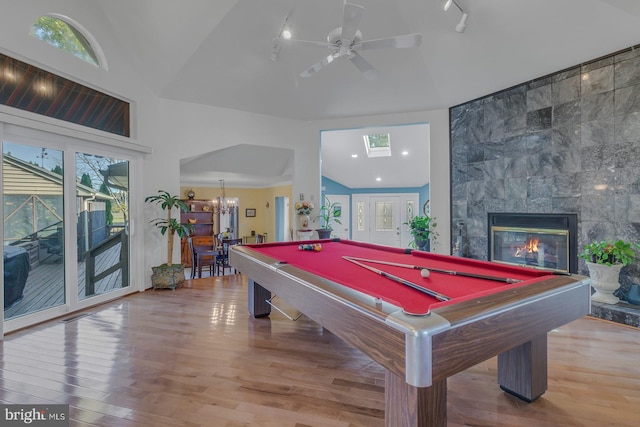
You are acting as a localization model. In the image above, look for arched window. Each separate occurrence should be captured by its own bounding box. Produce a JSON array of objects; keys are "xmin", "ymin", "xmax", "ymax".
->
[{"xmin": 30, "ymin": 15, "xmax": 105, "ymax": 68}]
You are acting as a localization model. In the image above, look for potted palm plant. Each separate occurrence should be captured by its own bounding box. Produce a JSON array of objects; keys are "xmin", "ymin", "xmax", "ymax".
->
[
  {"xmin": 405, "ymin": 214, "xmax": 436, "ymax": 251},
  {"xmin": 315, "ymin": 195, "xmax": 342, "ymax": 239},
  {"xmin": 578, "ymin": 239, "xmax": 640, "ymax": 304},
  {"xmin": 145, "ymin": 190, "xmax": 194, "ymax": 289}
]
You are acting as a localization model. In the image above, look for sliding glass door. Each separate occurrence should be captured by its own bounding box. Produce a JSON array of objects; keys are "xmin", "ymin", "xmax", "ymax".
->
[
  {"xmin": 2, "ymin": 124, "xmax": 135, "ymax": 331},
  {"xmin": 76, "ymin": 153, "xmax": 129, "ymax": 301},
  {"xmin": 3, "ymin": 142, "xmax": 66, "ymax": 319}
]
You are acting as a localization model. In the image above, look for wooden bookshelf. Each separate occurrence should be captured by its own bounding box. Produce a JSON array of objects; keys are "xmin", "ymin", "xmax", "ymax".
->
[{"xmin": 180, "ymin": 200, "xmax": 215, "ymax": 267}]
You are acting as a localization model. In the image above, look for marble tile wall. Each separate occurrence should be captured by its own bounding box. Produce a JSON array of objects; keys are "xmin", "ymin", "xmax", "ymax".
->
[{"xmin": 450, "ymin": 45, "xmax": 640, "ymax": 295}]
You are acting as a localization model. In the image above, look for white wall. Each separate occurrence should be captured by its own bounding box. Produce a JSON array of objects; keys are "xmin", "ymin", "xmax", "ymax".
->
[{"xmin": 151, "ymin": 100, "xmax": 321, "ymax": 283}]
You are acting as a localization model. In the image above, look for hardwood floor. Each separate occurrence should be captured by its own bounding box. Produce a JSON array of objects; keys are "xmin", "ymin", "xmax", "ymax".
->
[{"xmin": 1, "ymin": 274, "xmax": 639, "ymax": 426}]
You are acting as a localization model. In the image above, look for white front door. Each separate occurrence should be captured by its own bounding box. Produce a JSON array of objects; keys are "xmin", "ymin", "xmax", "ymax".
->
[
  {"xmin": 351, "ymin": 193, "xmax": 418, "ymax": 248},
  {"xmin": 369, "ymin": 196, "xmax": 401, "ymax": 247}
]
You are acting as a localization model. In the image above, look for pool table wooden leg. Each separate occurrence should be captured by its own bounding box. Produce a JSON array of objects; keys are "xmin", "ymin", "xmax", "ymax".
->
[
  {"xmin": 385, "ymin": 370, "xmax": 447, "ymax": 427},
  {"xmin": 498, "ymin": 333, "xmax": 548, "ymax": 402},
  {"xmin": 248, "ymin": 279, "xmax": 271, "ymax": 318}
]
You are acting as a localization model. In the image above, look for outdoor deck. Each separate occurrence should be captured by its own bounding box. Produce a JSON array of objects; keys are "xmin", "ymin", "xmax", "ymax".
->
[{"xmin": 4, "ymin": 244, "xmax": 124, "ymax": 319}]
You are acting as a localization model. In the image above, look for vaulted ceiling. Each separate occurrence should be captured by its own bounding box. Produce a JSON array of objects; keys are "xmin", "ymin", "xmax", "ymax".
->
[{"xmin": 93, "ymin": 0, "xmax": 640, "ymax": 187}]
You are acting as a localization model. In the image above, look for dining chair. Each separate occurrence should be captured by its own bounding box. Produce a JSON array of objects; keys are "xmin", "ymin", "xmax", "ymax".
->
[
  {"xmin": 216, "ymin": 238, "xmax": 243, "ymax": 275},
  {"xmin": 190, "ymin": 235, "xmax": 216, "ymax": 278}
]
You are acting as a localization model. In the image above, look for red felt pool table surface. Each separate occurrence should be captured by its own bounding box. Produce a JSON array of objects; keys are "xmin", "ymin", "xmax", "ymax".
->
[{"xmin": 245, "ymin": 239, "xmax": 553, "ymax": 315}]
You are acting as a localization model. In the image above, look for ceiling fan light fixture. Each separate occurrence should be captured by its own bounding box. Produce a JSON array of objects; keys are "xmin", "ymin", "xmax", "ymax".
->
[
  {"xmin": 280, "ymin": 2, "xmax": 422, "ymax": 79},
  {"xmin": 443, "ymin": 0, "xmax": 453, "ymax": 11}
]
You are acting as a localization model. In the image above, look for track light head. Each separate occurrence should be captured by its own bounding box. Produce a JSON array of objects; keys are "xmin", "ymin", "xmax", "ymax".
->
[
  {"xmin": 443, "ymin": 0, "xmax": 468, "ymax": 33},
  {"xmin": 455, "ymin": 13, "xmax": 468, "ymax": 33}
]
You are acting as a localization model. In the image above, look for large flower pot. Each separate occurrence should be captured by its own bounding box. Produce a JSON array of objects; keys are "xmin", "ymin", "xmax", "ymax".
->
[
  {"xmin": 151, "ymin": 264, "xmax": 185, "ymax": 290},
  {"xmin": 316, "ymin": 229, "xmax": 332, "ymax": 239},
  {"xmin": 586, "ymin": 261, "xmax": 623, "ymax": 304},
  {"xmin": 414, "ymin": 238, "xmax": 430, "ymax": 252}
]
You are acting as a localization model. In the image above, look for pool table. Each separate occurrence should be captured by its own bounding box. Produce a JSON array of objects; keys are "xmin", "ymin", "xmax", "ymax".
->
[{"xmin": 229, "ymin": 239, "xmax": 591, "ymax": 427}]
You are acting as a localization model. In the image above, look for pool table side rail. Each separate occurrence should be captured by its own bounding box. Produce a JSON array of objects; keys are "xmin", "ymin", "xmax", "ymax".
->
[
  {"xmin": 429, "ymin": 275, "xmax": 591, "ymax": 383},
  {"xmin": 431, "ymin": 274, "xmax": 590, "ymax": 326},
  {"xmin": 382, "ymin": 274, "xmax": 591, "ymax": 387}
]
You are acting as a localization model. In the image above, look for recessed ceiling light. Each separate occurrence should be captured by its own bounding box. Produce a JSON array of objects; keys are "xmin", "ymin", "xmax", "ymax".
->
[
  {"xmin": 282, "ymin": 29, "xmax": 292, "ymax": 39},
  {"xmin": 401, "ymin": 150, "xmax": 408, "ymax": 156},
  {"xmin": 376, "ymin": 177, "xmax": 381, "ymax": 182},
  {"xmin": 351, "ymin": 154, "xmax": 358, "ymax": 158}
]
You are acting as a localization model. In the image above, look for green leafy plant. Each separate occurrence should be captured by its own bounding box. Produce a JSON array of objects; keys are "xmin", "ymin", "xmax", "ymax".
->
[
  {"xmin": 145, "ymin": 190, "xmax": 194, "ymax": 265},
  {"xmin": 315, "ymin": 195, "xmax": 342, "ymax": 230},
  {"xmin": 578, "ymin": 239, "xmax": 640, "ymax": 266},
  {"xmin": 404, "ymin": 215, "xmax": 437, "ymax": 249}
]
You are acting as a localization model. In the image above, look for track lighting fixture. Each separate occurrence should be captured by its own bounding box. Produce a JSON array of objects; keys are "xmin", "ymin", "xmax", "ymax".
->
[
  {"xmin": 443, "ymin": 0, "xmax": 468, "ymax": 33},
  {"xmin": 271, "ymin": 10, "xmax": 293, "ymax": 61},
  {"xmin": 456, "ymin": 13, "xmax": 468, "ymax": 33}
]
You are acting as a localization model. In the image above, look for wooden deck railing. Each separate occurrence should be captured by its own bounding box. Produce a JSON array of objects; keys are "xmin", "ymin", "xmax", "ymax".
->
[{"xmin": 85, "ymin": 230, "xmax": 129, "ymax": 296}]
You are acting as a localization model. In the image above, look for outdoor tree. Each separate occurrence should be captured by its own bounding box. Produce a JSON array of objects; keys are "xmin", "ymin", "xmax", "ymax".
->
[
  {"xmin": 80, "ymin": 173, "xmax": 93, "ymax": 188},
  {"xmin": 100, "ymin": 182, "xmax": 114, "ymax": 225},
  {"xmin": 30, "ymin": 16, "xmax": 97, "ymax": 65}
]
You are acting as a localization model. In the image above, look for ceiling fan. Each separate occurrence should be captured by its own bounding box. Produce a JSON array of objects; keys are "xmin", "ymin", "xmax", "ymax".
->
[{"xmin": 275, "ymin": 2, "xmax": 422, "ymax": 80}]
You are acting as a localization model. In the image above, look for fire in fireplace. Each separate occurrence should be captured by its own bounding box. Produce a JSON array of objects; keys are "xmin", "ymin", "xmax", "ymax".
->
[{"xmin": 488, "ymin": 213, "xmax": 578, "ymax": 274}]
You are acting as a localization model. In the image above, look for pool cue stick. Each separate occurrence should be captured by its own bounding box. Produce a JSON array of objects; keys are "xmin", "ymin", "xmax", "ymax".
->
[
  {"xmin": 344, "ymin": 256, "xmax": 522, "ymax": 284},
  {"xmin": 342, "ymin": 256, "xmax": 450, "ymax": 301}
]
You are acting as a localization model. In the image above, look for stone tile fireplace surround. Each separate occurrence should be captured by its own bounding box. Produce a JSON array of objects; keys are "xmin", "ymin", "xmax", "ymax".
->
[{"xmin": 450, "ymin": 44, "xmax": 640, "ymax": 327}]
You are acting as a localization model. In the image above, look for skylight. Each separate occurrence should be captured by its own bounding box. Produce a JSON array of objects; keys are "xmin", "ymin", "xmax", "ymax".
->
[
  {"xmin": 363, "ymin": 133, "xmax": 391, "ymax": 158},
  {"xmin": 30, "ymin": 15, "xmax": 99, "ymax": 67}
]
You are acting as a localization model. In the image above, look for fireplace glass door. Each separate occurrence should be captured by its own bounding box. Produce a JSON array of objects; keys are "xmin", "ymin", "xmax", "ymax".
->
[{"xmin": 491, "ymin": 226, "xmax": 570, "ymax": 273}]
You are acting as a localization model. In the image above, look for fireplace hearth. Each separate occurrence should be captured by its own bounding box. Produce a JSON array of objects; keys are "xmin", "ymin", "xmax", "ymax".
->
[{"xmin": 488, "ymin": 213, "xmax": 578, "ymax": 274}]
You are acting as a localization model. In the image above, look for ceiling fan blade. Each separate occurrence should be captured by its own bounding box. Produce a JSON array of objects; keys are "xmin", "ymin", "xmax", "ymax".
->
[
  {"xmin": 273, "ymin": 38, "xmax": 332, "ymax": 49},
  {"xmin": 349, "ymin": 52, "xmax": 377, "ymax": 80},
  {"xmin": 352, "ymin": 33, "xmax": 423, "ymax": 51},
  {"xmin": 300, "ymin": 53, "xmax": 336, "ymax": 78},
  {"xmin": 341, "ymin": 3, "xmax": 364, "ymax": 46}
]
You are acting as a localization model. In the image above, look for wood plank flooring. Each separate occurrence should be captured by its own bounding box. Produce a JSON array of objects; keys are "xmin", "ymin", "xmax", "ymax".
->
[{"xmin": 1, "ymin": 274, "xmax": 639, "ymax": 426}]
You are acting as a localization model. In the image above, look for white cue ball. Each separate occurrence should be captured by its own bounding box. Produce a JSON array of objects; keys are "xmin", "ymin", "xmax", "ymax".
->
[{"xmin": 420, "ymin": 268, "xmax": 430, "ymax": 278}]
